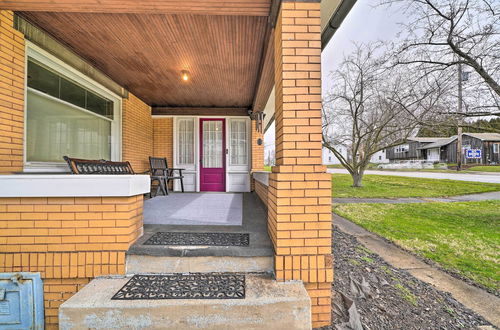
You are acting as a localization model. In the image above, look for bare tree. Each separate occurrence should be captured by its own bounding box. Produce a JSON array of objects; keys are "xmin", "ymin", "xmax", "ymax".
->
[
  {"xmin": 381, "ymin": 0, "xmax": 500, "ymax": 115},
  {"xmin": 323, "ymin": 43, "xmax": 441, "ymax": 187}
]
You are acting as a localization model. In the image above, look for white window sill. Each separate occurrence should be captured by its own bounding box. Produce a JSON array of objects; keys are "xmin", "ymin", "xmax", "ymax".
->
[{"xmin": 0, "ymin": 174, "xmax": 150, "ymax": 197}]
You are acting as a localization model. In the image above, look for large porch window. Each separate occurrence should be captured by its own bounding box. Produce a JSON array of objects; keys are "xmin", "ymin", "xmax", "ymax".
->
[{"xmin": 24, "ymin": 43, "xmax": 121, "ymax": 171}]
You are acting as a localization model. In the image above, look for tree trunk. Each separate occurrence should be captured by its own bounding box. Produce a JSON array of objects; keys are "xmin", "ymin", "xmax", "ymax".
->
[{"xmin": 351, "ymin": 172, "xmax": 364, "ymax": 187}]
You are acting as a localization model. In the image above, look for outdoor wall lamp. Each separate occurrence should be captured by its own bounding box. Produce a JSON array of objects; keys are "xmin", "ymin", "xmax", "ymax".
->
[{"xmin": 181, "ymin": 70, "xmax": 190, "ymax": 82}]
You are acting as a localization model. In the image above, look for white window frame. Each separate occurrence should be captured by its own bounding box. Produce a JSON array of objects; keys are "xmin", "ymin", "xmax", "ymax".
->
[
  {"xmin": 23, "ymin": 42, "xmax": 122, "ymax": 172},
  {"xmin": 174, "ymin": 117, "xmax": 196, "ymax": 170},
  {"xmin": 493, "ymin": 143, "xmax": 499, "ymax": 154},
  {"xmin": 228, "ymin": 118, "xmax": 250, "ymax": 168}
]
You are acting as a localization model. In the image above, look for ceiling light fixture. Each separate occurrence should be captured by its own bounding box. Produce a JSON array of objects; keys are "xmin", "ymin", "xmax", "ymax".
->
[{"xmin": 181, "ymin": 70, "xmax": 190, "ymax": 82}]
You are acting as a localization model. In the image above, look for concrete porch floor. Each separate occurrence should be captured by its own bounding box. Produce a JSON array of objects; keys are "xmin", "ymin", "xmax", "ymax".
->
[
  {"xmin": 144, "ymin": 192, "xmax": 243, "ymax": 226},
  {"xmin": 128, "ymin": 192, "xmax": 273, "ymax": 258}
]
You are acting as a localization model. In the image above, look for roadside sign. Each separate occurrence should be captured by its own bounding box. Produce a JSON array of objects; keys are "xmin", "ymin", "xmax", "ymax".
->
[{"xmin": 465, "ymin": 149, "xmax": 481, "ymax": 159}]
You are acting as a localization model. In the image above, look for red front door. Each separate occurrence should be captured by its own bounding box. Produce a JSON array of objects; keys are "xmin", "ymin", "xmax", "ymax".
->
[{"xmin": 200, "ymin": 118, "xmax": 225, "ymax": 192}]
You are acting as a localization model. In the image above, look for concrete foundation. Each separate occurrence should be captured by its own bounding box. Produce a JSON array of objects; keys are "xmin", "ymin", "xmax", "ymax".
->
[{"xmin": 59, "ymin": 274, "xmax": 311, "ymax": 330}]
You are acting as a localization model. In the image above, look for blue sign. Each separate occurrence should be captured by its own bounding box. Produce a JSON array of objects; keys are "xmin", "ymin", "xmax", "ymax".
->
[{"xmin": 466, "ymin": 149, "xmax": 481, "ymax": 159}]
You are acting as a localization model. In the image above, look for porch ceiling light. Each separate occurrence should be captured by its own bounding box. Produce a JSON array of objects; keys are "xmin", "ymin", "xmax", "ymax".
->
[{"xmin": 181, "ymin": 70, "xmax": 190, "ymax": 82}]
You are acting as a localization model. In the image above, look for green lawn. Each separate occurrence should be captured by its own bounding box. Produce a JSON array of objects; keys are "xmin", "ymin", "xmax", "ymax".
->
[
  {"xmin": 468, "ymin": 165, "xmax": 500, "ymax": 172},
  {"xmin": 334, "ymin": 201, "xmax": 500, "ymax": 291},
  {"xmin": 332, "ymin": 174, "xmax": 500, "ymax": 198}
]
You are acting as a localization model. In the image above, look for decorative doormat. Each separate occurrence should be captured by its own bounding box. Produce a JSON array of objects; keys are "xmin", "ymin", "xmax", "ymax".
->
[
  {"xmin": 111, "ymin": 273, "xmax": 245, "ymax": 300},
  {"xmin": 143, "ymin": 232, "xmax": 250, "ymax": 246}
]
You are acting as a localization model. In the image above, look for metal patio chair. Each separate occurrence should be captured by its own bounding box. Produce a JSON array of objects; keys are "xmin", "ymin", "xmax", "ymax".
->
[{"xmin": 148, "ymin": 157, "xmax": 185, "ymax": 197}]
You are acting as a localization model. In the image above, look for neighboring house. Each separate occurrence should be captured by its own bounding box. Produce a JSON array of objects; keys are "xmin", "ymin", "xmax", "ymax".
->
[
  {"xmin": 418, "ymin": 136, "xmax": 457, "ymax": 163},
  {"xmin": 370, "ymin": 149, "xmax": 389, "ymax": 163},
  {"xmin": 386, "ymin": 137, "xmax": 447, "ymax": 161},
  {"xmin": 0, "ymin": 1, "xmax": 353, "ymax": 329},
  {"xmin": 417, "ymin": 133, "xmax": 500, "ymax": 164},
  {"xmin": 322, "ymin": 146, "xmax": 348, "ymax": 165}
]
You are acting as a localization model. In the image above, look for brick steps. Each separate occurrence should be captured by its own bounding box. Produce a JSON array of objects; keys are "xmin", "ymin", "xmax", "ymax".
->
[{"xmin": 59, "ymin": 273, "xmax": 311, "ymax": 330}]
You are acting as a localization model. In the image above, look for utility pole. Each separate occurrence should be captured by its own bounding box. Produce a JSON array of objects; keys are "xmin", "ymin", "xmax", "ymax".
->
[{"xmin": 456, "ymin": 63, "xmax": 463, "ymax": 171}]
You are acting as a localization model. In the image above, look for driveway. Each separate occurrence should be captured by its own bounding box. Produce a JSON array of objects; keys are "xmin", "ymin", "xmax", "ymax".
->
[{"xmin": 327, "ymin": 168, "xmax": 500, "ymax": 184}]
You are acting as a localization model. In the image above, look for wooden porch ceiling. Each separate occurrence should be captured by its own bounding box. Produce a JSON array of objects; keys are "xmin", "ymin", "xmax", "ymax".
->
[
  {"xmin": 2, "ymin": 0, "xmax": 271, "ymax": 16},
  {"xmin": 19, "ymin": 12, "xmax": 269, "ymax": 108}
]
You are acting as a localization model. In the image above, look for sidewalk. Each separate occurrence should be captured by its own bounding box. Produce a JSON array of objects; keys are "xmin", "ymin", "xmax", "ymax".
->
[
  {"xmin": 334, "ymin": 214, "xmax": 500, "ymax": 327},
  {"xmin": 333, "ymin": 191, "xmax": 500, "ymax": 204},
  {"xmin": 327, "ymin": 168, "xmax": 500, "ymax": 184}
]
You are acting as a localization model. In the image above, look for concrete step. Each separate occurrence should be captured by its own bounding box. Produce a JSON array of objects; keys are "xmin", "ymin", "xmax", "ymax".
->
[
  {"xmin": 126, "ymin": 255, "xmax": 274, "ymax": 274},
  {"xmin": 59, "ymin": 273, "xmax": 311, "ymax": 330}
]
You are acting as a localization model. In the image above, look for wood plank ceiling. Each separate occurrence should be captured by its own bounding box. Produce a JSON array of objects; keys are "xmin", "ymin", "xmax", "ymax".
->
[
  {"xmin": 4, "ymin": 0, "xmax": 271, "ymax": 16},
  {"xmin": 19, "ymin": 11, "xmax": 270, "ymax": 108}
]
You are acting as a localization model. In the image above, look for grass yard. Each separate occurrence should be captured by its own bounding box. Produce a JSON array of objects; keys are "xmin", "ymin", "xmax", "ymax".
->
[
  {"xmin": 334, "ymin": 201, "xmax": 500, "ymax": 291},
  {"xmin": 332, "ymin": 174, "xmax": 500, "ymax": 198},
  {"xmin": 468, "ymin": 165, "xmax": 500, "ymax": 172}
]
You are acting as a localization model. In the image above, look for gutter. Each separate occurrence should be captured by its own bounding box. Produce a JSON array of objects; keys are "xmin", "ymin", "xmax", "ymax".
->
[{"xmin": 321, "ymin": 0, "xmax": 357, "ymax": 50}]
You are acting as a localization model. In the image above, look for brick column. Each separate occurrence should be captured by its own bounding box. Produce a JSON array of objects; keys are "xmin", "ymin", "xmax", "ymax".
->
[
  {"xmin": 0, "ymin": 11, "xmax": 25, "ymax": 174},
  {"xmin": 269, "ymin": 1, "xmax": 333, "ymax": 327}
]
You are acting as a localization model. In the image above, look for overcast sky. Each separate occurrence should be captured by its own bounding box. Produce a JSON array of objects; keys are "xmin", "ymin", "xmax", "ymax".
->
[{"xmin": 264, "ymin": 0, "xmax": 406, "ymax": 147}]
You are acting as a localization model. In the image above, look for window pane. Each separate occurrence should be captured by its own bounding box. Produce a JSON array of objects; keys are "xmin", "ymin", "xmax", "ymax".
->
[
  {"xmin": 203, "ymin": 120, "xmax": 223, "ymax": 168},
  {"xmin": 28, "ymin": 58, "xmax": 113, "ymax": 120},
  {"xmin": 230, "ymin": 120, "xmax": 247, "ymax": 165},
  {"xmin": 60, "ymin": 77, "xmax": 86, "ymax": 109},
  {"xmin": 177, "ymin": 119, "xmax": 194, "ymax": 165},
  {"xmin": 27, "ymin": 60, "xmax": 59, "ymax": 98},
  {"xmin": 26, "ymin": 90, "xmax": 111, "ymax": 162},
  {"xmin": 87, "ymin": 91, "xmax": 113, "ymax": 119}
]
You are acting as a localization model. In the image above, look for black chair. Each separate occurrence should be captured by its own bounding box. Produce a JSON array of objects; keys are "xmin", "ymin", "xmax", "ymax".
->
[{"xmin": 149, "ymin": 157, "xmax": 185, "ymax": 197}]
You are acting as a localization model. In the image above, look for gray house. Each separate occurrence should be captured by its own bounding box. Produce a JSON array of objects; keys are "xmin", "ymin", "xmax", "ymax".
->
[
  {"xmin": 418, "ymin": 133, "xmax": 500, "ymax": 165},
  {"xmin": 386, "ymin": 137, "xmax": 448, "ymax": 161}
]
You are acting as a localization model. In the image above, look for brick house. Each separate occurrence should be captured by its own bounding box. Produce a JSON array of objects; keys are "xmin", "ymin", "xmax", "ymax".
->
[{"xmin": 0, "ymin": 1, "xmax": 354, "ymax": 328}]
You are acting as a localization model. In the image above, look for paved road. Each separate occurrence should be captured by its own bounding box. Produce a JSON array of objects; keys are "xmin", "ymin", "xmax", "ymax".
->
[{"xmin": 327, "ymin": 168, "xmax": 500, "ymax": 184}]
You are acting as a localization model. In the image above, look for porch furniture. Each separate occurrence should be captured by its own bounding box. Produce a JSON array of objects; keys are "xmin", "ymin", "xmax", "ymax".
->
[
  {"xmin": 63, "ymin": 156, "xmax": 135, "ymax": 175},
  {"xmin": 149, "ymin": 157, "xmax": 185, "ymax": 197}
]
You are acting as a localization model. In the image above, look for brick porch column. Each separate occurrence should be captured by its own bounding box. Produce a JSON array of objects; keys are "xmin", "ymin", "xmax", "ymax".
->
[
  {"xmin": 269, "ymin": 1, "xmax": 333, "ymax": 327},
  {"xmin": 0, "ymin": 10, "xmax": 25, "ymax": 174}
]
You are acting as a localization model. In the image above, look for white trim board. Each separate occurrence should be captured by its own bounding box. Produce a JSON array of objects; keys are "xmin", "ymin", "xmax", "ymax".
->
[{"xmin": 0, "ymin": 175, "xmax": 150, "ymax": 197}]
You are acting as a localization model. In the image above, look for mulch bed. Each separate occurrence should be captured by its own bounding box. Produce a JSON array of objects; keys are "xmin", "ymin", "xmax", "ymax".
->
[{"xmin": 317, "ymin": 226, "xmax": 493, "ymax": 330}]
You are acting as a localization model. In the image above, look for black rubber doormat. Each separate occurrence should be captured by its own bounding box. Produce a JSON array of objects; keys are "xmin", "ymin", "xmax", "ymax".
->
[
  {"xmin": 111, "ymin": 273, "xmax": 246, "ymax": 300},
  {"xmin": 143, "ymin": 232, "xmax": 250, "ymax": 246}
]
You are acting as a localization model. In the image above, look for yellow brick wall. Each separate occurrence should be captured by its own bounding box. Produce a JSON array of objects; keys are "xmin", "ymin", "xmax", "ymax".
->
[
  {"xmin": 250, "ymin": 120, "xmax": 264, "ymax": 191},
  {"xmin": 0, "ymin": 195, "xmax": 143, "ymax": 328},
  {"xmin": 254, "ymin": 179, "xmax": 268, "ymax": 206},
  {"xmin": 122, "ymin": 93, "xmax": 153, "ymax": 173},
  {"xmin": 251, "ymin": 119, "xmax": 264, "ymax": 172},
  {"xmin": 271, "ymin": 2, "xmax": 333, "ymax": 327},
  {"xmin": 153, "ymin": 117, "xmax": 173, "ymax": 165},
  {"xmin": 0, "ymin": 10, "xmax": 25, "ymax": 174}
]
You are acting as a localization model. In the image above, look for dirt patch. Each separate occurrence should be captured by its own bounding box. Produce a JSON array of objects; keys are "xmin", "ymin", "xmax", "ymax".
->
[{"xmin": 317, "ymin": 226, "xmax": 494, "ymax": 330}]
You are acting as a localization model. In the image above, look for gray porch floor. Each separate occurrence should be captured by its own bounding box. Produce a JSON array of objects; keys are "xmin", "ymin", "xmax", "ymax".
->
[
  {"xmin": 128, "ymin": 192, "xmax": 273, "ymax": 257},
  {"xmin": 144, "ymin": 193, "xmax": 243, "ymax": 226}
]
